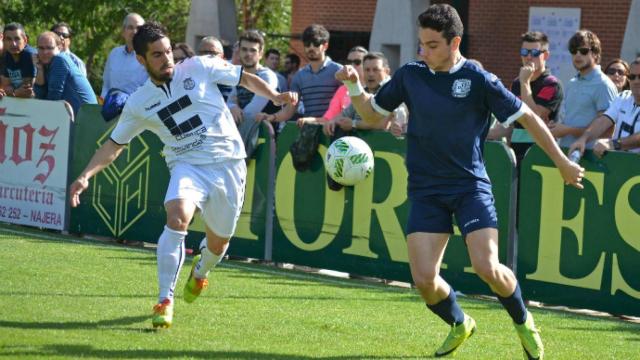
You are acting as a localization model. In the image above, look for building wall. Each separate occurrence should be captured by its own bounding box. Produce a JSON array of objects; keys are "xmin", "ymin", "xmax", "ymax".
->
[{"xmin": 467, "ymin": 0, "xmax": 632, "ymax": 84}]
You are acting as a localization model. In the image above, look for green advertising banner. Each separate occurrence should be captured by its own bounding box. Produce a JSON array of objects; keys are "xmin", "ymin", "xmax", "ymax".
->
[
  {"xmin": 69, "ymin": 105, "xmax": 270, "ymax": 256},
  {"xmin": 518, "ymin": 145, "xmax": 640, "ymax": 316},
  {"xmin": 271, "ymin": 124, "xmax": 515, "ymax": 295}
]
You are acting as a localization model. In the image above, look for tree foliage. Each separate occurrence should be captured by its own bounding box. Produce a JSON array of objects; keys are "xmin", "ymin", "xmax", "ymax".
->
[
  {"xmin": 0, "ymin": 0, "xmax": 190, "ymax": 93},
  {"xmin": 235, "ymin": 0, "xmax": 292, "ymax": 63}
]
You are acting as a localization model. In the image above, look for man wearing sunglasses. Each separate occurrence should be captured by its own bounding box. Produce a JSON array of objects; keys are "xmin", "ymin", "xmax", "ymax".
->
[
  {"xmin": 569, "ymin": 59, "xmax": 640, "ymax": 156},
  {"xmin": 51, "ymin": 22, "xmax": 86, "ymax": 77},
  {"xmin": 550, "ymin": 29, "xmax": 617, "ymax": 150}
]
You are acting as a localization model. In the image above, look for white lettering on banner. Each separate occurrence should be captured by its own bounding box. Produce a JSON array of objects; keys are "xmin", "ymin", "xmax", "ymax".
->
[{"xmin": 0, "ymin": 98, "xmax": 71, "ymax": 230}]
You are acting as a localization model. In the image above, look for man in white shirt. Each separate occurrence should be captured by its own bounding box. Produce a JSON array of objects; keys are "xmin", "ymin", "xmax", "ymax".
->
[
  {"xmin": 69, "ymin": 22, "xmax": 297, "ymax": 329},
  {"xmin": 570, "ymin": 59, "xmax": 640, "ymax": 156}
]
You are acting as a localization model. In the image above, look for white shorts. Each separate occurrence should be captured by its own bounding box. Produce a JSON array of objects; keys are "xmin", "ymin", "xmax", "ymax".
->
[{"xmin": 165, "ymin": 159, "xmax": 246, "ymax": 238}]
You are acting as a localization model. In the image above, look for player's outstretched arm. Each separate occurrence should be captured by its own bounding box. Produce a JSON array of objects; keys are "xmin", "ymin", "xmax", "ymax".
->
[
  {"xmin": 69, "ymin": 140, "xmax": 126, "ymax": 207},
  {"xmin": 335, "ymin": 66, "xmax": 385, "ymax": 126},
  {"xmin": 239, "ymin": 71, "xmax": 298, "ymax": 107},
  {"xmin": 517, "ymin": 107, "xmax": 585, "ymax": 189}
]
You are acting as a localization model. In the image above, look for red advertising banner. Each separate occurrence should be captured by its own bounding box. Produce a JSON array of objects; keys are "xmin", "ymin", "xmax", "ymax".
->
[{"xmin": 0, "ymin": 98, "xmax": 72, "ymax": 230}]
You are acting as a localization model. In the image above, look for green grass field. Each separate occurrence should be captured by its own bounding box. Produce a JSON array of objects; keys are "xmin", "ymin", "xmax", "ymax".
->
[{"xmin": 1, "ymin": 224, "xmax": 639, "ymax": 359}]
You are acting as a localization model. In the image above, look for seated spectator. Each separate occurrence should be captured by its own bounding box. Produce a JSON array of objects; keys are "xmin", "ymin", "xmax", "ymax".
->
[
  {"xmin": 297, "ymin": 46, "xmax": 368, "ymax": 127},
  {"xmin": 603, "ymin": 58, "xmax": 630, "ymax": 93},
  {"xmin": 569, "ymin": 59, "xmax": 640, "ymax": 156},
  {"xmin": 172, "ymin": 42, "xmax": 195, "ymax": 63},
  {"xmin": 101, "ymin": 13, "xmax": 147, "ymax": 100},
  {"xmin": 1, "ymin": 23, "xmax": 36, "ymax": 98},
  {"xmin": 51, "ymin": 22, "xmax": 87, "ymax": 77},
  {"xmin": 34, "ymin": 32, "xmax": 97, "ymax": 116}
]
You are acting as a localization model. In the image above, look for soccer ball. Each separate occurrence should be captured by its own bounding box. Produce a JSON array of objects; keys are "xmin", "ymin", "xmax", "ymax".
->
[{"xmin": 324, "ymin": 136, "xmax": 374, "ymax": 186}]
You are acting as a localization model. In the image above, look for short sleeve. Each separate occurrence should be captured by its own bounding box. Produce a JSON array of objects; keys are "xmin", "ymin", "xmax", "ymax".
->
[
  {"xmin": 373, "ymin": 67, "xmax": 406, "ymax": 116},
  {"xmin": 109, "ymin": 102, "xmax": 146, "ymax": 145},
  {"xmin": 200, "ymin": 56, "xmax": 242, "ymax": 87},
  {"xmin": 603, "ymin": 93, "xmax": 623, "ymax": 123},
  {"xmin": 483, "ymin": 72, "xmax": 524, "ymax": 126},
  {"xmin": 594, "ymin": 79, "xmax": 618, "ymax": 113}
]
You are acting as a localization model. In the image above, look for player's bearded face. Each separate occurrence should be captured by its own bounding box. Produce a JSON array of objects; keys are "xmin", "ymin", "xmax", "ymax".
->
[{"xmin": 142, "ymin": 38, "xmax": 175, "ymax": 83}]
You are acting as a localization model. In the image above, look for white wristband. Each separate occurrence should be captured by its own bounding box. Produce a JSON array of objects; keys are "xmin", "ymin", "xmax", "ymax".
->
[{"xmin": 343, "ymin": 80, "xmax": 364, "ymax": 97}]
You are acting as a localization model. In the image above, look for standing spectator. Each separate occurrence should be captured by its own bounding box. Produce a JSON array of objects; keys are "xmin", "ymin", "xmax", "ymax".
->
[
  {"xmin": 0, "ymin": 26, "xmax": 5, "ymax": 81},
  {"xmin": 489, "ymin": 31, "xmax": 563, "ymax": 166},
  {"xmin": 283, "ymin": 53, "xmax": 300, "ymax": 88},
  {"xmin": 264, "ymin": 48, "xmax": 288, "ymax": 92},
  {"xmin": 569, "ymin": 59, "xmax": 640, "ymax": 156},
  {"xmin": 33, "ymin": 31, "xmax": 97, "ymax": 115},
  {"xmin": 227, "ymin": 30, "xmax": 279, "ymax": 157},
  {"xmin": 603, "ymin": 58, "xmax": 630, "ymax": 93},
  {"xmin": 172, "ymin": 42, "xmax": 195, "ymax": 63},
  {"xmin": 1, "ymin": 23, "xmax": 36, "ymax": 98},
  {"xmin": 551, "ymin": 30, "xmax": 617, "ymax": 149},
  {"xmin": 51, "ymin": 22, "xmax": 87, "ymax": 77},
  {"xmin": 100, "ymin": 13, "xmax": 147, "ymax": 100},
  {"xmin": 197, "ymin": 36, "xmax": 232, "ymax": 101}
]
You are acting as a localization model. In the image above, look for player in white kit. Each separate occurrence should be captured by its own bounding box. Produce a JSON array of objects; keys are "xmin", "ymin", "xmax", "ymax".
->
[{"xmin": 69, "ymin": 22, "xmax": 297, "ymax": 328}]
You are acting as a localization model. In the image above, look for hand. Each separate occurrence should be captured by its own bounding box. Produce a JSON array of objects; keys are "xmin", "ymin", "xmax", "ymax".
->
[
  {"xmin": 69, "ymin": 176, "xmax": 89, "ymax": 207},
  {"xmin": 0, "ymin": 88, "xmax": 5, "ymax": 99},
  {"xmin": 254, "ymin": 112, "xmax": 270, "ymax": 123},
  {"xmin": 322, "ymin": 120, "xmax": 336, "ymax": 136},
  {"xmin": 567, "ymin": 138, "xmax": 587, "ymax": 159},
  {"xmin": 13, "ymin": 86, "xmax": 34, "ymax": 98},
  {"xmin": 296, "ymin": 116, "xmax": 315, "ymax": 128},
  {"xmin": 335, "ymin": 65, "xmax": 360, "ymax": 83},
  {"xmin": 592, "ymin": 139, "xmax": 612, "ymax": 158},
  {"xmin": 548, "ymin": 121, "xmax": 569, "ymax": 138},
  {"xmin": 519, "ymin": 63, "xmax": 535, "ymax": 83},
  {"xmin": 558, "ymin": 159, "xmax": 585, "ymax": 190},
  {"xmin": 230, "ymin": 106, "xmax": 243, "ymax": 124},
  {"xmin": 274, "ymin": 91, "xmax": 298, "ymax": 106},
  {"xmin": 388, "ymin": 121, "xmax": 403, "ymax": 137},
  {"xmin": 335, "ymin": 117, "xmax": 353, "ymax": 131}
]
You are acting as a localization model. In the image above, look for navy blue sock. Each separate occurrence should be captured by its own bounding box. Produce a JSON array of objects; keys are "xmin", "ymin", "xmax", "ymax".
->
[
  {"xmin": 497, "ymin": 282, "xmax": 527, "ymax": 324},
  {"xmin": 426, "ymin": 289, "xmax": 466, "ymax": 326}
]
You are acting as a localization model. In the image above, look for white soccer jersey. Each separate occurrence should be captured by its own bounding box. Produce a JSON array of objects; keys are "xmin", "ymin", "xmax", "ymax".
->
[
  {"xmin": 604, "ymin": 90, "xmax": 640, "ymax": 153},
  {"xmin": 110, "ymin": 56, "xmax": 246, "ymax": 167}
]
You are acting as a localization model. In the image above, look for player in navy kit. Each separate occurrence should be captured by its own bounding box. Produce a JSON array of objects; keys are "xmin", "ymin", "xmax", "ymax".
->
[{"xmin": 336, "ymin": 4, "xmax": 583, "ymax": 359}]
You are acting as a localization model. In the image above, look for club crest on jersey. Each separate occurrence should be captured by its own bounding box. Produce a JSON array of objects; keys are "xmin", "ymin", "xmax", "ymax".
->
[
  {"xmin": 183, "ymin": 77, "xmax": 195, "ymax": 90},
  {"xmin": 452, "ymin": 79, "xmax": 471, "ymax": 98}
]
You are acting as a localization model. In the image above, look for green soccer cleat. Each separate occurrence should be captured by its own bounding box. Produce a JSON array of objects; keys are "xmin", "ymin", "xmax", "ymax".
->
[
  {"xmin": 183, "ymin": 254, "xmax": 209, "ymax": 303},
  {"xmin": 514, "ymin": 311, "xmax": 544, "ymax": 360},
  {"xmin": 152, "ymin": 298, "xmax": 173, "ymax": 328},
  {"xmin": 434, "ymin": 314, "xmax": 476, "ymax": 357}
]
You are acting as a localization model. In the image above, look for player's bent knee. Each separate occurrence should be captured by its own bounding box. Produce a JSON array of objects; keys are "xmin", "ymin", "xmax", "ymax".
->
[
  {"xmin": 412, "ymin": 274, "xmax": 438, "ymax": 293},
  {"xmin": 473, "ymin": 262, "xmax": 500, "ymax": 284},
  {"xmin": 166, "ymin": 215, "xmax": 191, "ymax": 232}
]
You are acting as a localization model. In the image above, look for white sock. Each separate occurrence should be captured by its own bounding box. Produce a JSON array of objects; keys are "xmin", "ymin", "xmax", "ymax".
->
[
  {"xmin": 157, "ymin": 225, "xmax": 186, "ymax": 302},
  {"xmin": 194, "ymin": 237, "xmax": 228, "ymax": 279}
]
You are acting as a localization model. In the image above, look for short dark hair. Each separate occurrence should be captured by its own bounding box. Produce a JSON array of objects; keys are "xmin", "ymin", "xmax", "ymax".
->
[
  {"xmin": 3, "ymin": 22, "xmax": 27, "ymax": 37},
  {"xmin": 51, "ymin": 22, "xmax": 72, "ymax": 36},
  {"xmin": 285, "ymin": 53, "xmax": 300, "ymax": 66},
  {"xmin": 568, "ymin": 29, "xmax": 602, "ymax": 63},
  {"xmin": 363, "ymin": 52, "xmax": 389, "ymax": 69},
  {"xmin": 239, "ymin": 30, "xmax": 265, "ymax": 50},
  {"xmin": 302, "ymin": 24, "xmax": 330, "ymax": 45},
  {"xmin": 417, "ymin": 4, "xmax": 463, "ymax": 44},
  {"xmin": 349, "ymin": 46, "xmax": 368, "ymax": 55},
  {"xmin": 521, "ymin": 31, "xmax": 549, "ymax": 49},
  {"xmin": 133, "ymin": 21, "xmax": 168, "ymax": 57},
  {"xmin": 265, "ymin": 48, "xmax": 280, "ymax": 58},
  {"xmin": 172, "ymin": 42, "xmax": 195, "ymax": 58}
]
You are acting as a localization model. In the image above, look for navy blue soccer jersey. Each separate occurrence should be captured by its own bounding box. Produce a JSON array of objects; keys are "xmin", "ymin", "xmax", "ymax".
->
[{"xmin": 373, "ymin": 59, "xmax": 524, "ymax": 197}]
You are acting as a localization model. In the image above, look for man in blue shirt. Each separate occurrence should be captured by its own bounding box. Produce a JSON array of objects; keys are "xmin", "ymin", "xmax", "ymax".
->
[
  {"xmin": 34, "ymin": 32, "xmax": 97, "ymax": 116},
  {"xmin": 337, "ymin": 4, "xmax": 584, "ymax": 359},
  {"xmin": 0, "ymin": 23, "xmax": 36, "ymax": 99}
]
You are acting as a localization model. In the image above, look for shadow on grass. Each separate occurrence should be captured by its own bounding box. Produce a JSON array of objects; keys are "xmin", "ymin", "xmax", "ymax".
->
[
  {"xmin": 0, "ymin": 314, "xmax": 149, "ymax": 331},
  {"xmin": 1, "ymin": 344, "xmax": 430, "ymax": 359},
  {"xmin": 0, "ymin": 290, "xmax": 155, "ymax": 299}
]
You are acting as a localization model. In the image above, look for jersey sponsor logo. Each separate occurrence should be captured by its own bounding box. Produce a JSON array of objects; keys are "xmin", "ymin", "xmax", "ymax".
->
[
  {"xmin": 452, "ymin": 79, "xmax": 472, "ymax": 98},
  {"xmin": 407, "ymin": 62, "xmax": 426, "ymax": 68},
  {"xmin": 183, "ymin": 77, "xmax": 195, "ymax": 90},
  {"xmin": 144, "ymin": 101, "xmax": 161, "ymax": 111}
]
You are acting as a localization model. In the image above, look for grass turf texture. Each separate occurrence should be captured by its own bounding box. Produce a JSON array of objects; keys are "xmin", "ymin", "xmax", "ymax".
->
[{"xmin": 1, "ymin": 224, "xmax": 639, "ymax": 359}]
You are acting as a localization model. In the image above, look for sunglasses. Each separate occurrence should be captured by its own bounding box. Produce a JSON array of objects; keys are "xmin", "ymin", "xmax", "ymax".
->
[
  {"xmin": 55, "ymin": 32, "xmax": 70, "ymax": 39},
  {"xmin": 345, "ymin": 59, "xmax": 362, "ymax": 66},
  {"xmin": 303, "ymin": 40, "xmax": 324, "ymax": 48},
  {"xmin": 570, "ymin": 47, "xmax": 591, "ymax": 56},
  {"xmin": 605, "ymin": 68, "xmax": 626, "ymax": 76},
  {"xmin": 519, "ymin": 48, "xmax": 546, "ymax": 57},
  {"xmin": 628, "ymin": 74, "xmax": 640, "ymax": 81},
  {"xmin": 198, "ymin": 50, "xmax": 219, "ymax": 56}
]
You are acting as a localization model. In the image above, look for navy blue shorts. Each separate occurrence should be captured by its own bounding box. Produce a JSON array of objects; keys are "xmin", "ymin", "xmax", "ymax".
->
[{"xmin": 407, "ymin": 189, "xmax": 498, "ymax": 237}]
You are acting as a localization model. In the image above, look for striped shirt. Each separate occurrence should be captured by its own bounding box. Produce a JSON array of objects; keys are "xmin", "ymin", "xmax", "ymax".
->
[{"xmin": 290, "ymin": 57, "xmax": 342, "ymax": 117}]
